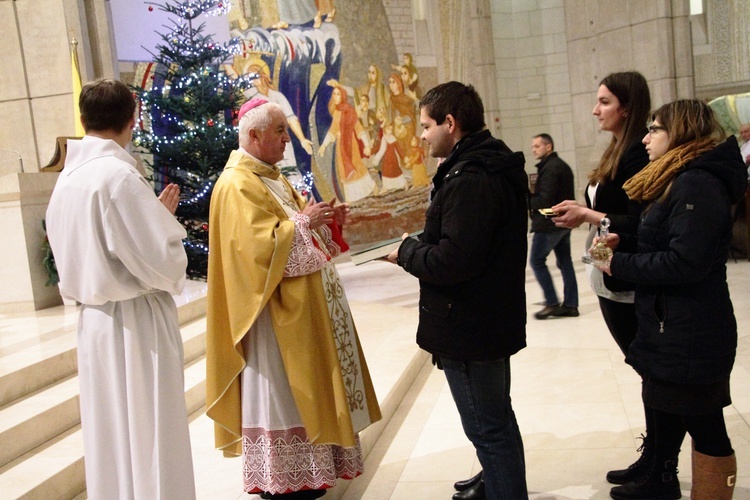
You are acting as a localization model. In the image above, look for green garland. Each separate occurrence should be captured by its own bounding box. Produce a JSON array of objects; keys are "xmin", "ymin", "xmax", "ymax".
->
[{"xmin": 41, "ymin": 220, "xmax": 59, "ymax": 286}]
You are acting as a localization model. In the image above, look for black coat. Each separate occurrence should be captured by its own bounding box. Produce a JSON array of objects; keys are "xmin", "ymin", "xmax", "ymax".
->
[
  {"xmin": 398, "ymin": 130, "xmax": 528, "ymax": 361},
  {"xmin": 586, "ymin": 135, "xmax": 650, "ymax": 292},
  {"xmin": 611, "ymin": 137, "xmax": 748, "ymax": 385},
  {"xmin": 530, "ymin": 152, "xmax": 575, "ymax": 233}
]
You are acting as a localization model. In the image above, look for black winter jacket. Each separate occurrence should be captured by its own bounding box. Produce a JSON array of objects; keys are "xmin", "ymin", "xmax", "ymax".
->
[
  {"xmin": 398, "ymin": 130, "xmax": 528, "ymax": 361},
  {"xmin": 587, "ymin": 135, "xmax": 649, "ymax": 292},
  {"xmin": 530, "ymin": 152, "xmax": 575, "ymax": 233},
  {"xmin": 611, "ymin": 137, "xmax": 748, "ymax": 385}
]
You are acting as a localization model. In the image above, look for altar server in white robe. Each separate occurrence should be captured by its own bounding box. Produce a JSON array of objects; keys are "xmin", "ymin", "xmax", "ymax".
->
[{"xmin": 45, "ymin": 79, "xmax": 196, "ymax": 499}]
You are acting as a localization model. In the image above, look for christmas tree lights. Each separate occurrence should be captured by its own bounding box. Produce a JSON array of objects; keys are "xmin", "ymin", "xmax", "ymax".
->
[{"xmin": 132, "ymin": 0, "xmax": 248, "ymax": 280}]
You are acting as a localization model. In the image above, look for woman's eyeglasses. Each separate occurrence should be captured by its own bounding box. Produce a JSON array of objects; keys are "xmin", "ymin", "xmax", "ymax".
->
[{"xmin": 648, "ymin": 125, "xmax": 666, "ymax": 135}]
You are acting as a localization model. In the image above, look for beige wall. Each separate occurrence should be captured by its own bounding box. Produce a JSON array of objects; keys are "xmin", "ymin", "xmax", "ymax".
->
[
  {"xmin": 563, "ymin": 0, "xmax": 693, "ymax": 197},
  {"xmin": 490, "ymin": 0, "xmax": 576, "ymax": 176},
  {"xmin": 2, "ymin": 0, "xmax": 748, "ymax": 179},
  {"xmin": 692, "ymin": 0, "xmax": 750, "ymax": 99},
  {"xmin": 0, "ymin": 0, "xmax": 116, "ymax": 174}
]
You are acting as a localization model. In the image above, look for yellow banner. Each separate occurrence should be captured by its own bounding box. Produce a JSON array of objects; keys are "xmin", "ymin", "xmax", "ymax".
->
[{"xmin": 71, "ymin": 39, "xmax": 84, "ymax": 137}]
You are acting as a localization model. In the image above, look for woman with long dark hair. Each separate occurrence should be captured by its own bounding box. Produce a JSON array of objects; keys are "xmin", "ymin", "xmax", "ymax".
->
[
  {"xmin": 552, "ymin": 72, "xmax": 655, "ymax": 485},
  {"xmin": 595, "ymin": 99, "xmax": 745, "ymax": 499}
]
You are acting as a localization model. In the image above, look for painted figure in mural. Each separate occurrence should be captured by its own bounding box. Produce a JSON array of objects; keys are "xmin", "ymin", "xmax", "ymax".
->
[
  {"xmin": 388, "ymin": 73, "xmax": 418, "ymax": 156},
  {"xmin": 354, "ymin": 65, "xmax": 391, "ymax": 121},
  {"xmin": 374, "ymin": 105, "xmax": 389, "ymax": 146},
  {"xmin": 206, "ymin": 99, "xmax": 382, "ymax": 499},
  {"xmin": 392, "ymin": 53, "xmax": 420, "ymax": 96},
  {"xmin": 356, "ymin": 93, "xmax": 378, "ymax": 152},
  {"xmin": 263, "ymin": 0, "xmax": 336, "ymax": 30},
  {"xmin": 318, "ymin": 85, "xmax": 378, "ymax": 202},
  {"xmin": 243, "ymin": 59, "xmax": 313, "ymax": 178},
  {"xmin": 328, "ymin": 64, "xmax": 390, "ymax": 172},
  {"xmin": 403, "ymin": 135, "xmax": 430, "ymax": 188},
  {"xmin": 271, "ymin": 0, "xmax": 316, "ymax": 29},
  {"xmin": 371, "ymin": 120, "xmax": 406, "ymax": 192},
  {"xmin": 400, "ymin": 64, "xmax": 422, "ymax": 101},
  {"xmin": 314, "ymin": 0, "xmax": 336, "ymax": 28}
]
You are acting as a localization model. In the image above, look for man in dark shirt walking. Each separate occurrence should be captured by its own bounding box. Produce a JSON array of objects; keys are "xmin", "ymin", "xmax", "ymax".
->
[{"xmin": 528, "ymin": 133, "xmax": 579, "ymax": 319}]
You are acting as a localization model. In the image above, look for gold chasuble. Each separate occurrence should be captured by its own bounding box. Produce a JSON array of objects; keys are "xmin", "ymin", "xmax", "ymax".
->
[{"xmin": 206, "ymin": 150, "xmax": 380, "ymax": 457}]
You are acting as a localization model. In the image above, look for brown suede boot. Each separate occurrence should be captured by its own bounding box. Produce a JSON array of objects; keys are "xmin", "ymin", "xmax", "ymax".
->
[{"xmin": 691, "ymin": 449, "xmax": 736, "ymax": 500}]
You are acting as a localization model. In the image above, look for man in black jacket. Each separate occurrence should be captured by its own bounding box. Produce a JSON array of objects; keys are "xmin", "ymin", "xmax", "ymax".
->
[
  {"xmin": 528, "ymin": 133, "xmax": 579, "ymax": 319},
  {"xmin": 388, "ymin": 81, "xmax": 528, "ymax": 500}
]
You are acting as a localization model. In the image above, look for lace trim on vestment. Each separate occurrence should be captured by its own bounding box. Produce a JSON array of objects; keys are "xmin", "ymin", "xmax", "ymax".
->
[
  {"xmin": 242, "ymin": 426, "xmax": 363, "ymax": 494},
  {"xmin": 284, "ymin": 213, "xmax": 328, "ymax": 277}
]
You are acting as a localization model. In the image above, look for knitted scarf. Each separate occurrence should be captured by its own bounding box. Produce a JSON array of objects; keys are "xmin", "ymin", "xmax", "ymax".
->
[{"xmin": 623, "ymin": 137, "xmax": 718, "ymax": 202}]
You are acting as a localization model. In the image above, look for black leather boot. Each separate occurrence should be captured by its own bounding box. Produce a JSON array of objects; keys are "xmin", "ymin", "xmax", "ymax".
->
[
  {"xmin": 607, "ymin": 434, "xmax": 653, "ymax": 485},
  {"xmin": 453, "ymin": 470, "xmax": 483, "ymax": 491},
  {"xmin": 259, "ymin": 490, "xmax": 326, "ymax": 499},
  {"xmin": 452, "ymin": 479, "xmax": 485, "ymax": 500},
  {"xmin": 609, "ymin": 458, "xmax": 681, "ymax": 500}
]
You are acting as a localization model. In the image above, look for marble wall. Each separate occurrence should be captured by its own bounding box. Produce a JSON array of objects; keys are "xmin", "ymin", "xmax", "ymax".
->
[
  {"xmin": 563, "ymin": 0, "xmax": 693, "ymax": 196},
  {"xmin": 0, "ymin": 0, "xmax": 117, "ymax": 174},
  {"xmin": 693, "ymin": 0, "xmax": 750, "ymax": 99},
  {"xmin": 490, "ymin": 0, "xmax": 577, "ymax": 177}
]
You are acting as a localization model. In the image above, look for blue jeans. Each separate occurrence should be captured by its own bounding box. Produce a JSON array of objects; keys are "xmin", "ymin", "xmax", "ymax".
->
[
  {"xmin": 530, "ymin": 230, "xmax": 578, "ymax": 307},
  {"xmin": 441, "ymin": 357, "xmax": 527, "ymax": 500}
]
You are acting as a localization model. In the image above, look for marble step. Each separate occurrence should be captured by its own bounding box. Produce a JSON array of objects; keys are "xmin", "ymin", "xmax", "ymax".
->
[
  {"xmin": 0, "ymin": 348, "xmax": 208, "ymax": 499},
  {"xmin": 0, "ymin": 326, "xmax": 78, "ymax": 408},
  {"xmin": 0, "ymin": 317, "xmax": 207, "ymax": 471},
  {"xmin": 0, "ymin": 284, "xmax": 207, "ymax": 409}
]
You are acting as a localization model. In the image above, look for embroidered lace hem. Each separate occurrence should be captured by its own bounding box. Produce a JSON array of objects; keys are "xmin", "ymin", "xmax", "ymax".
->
[{"xmin": 242, "ymin": 426, "xmax": 363, "ymax": 494}]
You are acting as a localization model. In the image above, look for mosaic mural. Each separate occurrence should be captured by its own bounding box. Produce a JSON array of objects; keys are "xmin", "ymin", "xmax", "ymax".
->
[{"xmin": 225, "ymin": 0, "xmax": 433, "ymax": 247}]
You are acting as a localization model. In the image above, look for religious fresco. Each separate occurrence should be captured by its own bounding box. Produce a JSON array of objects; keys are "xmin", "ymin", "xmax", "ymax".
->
[{"xmin": 226, "ymin": 0, "xmax": 433, "ymax": 247}]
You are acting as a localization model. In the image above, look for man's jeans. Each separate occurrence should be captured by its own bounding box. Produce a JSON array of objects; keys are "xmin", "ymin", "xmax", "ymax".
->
[
  {"xmin": 441, "ymin": 357, "xmax": 527, "ymax": 500},
  {"xmin": 530, "ymin": 230, "xmax": 578, "ymax": 307}
]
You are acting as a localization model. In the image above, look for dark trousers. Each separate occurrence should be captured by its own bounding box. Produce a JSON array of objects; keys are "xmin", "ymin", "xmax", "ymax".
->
[
  {"xmin": 597, "ymin": 296, "xmax": 637, "ymax": 356},
  {"xmin": 441, "ymin": 357, "xmax": 527, "ymax": 499},
  {"xmin": 649, "ymin": 406, "xmax": 733, "ymax": 460},
  {"xmin": 529, "ymin": 230, "xmax": 578, "ymax": 307}
]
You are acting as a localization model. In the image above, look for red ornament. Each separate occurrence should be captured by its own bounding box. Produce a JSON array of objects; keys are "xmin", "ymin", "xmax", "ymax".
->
[
  {"xmin": 148, "ymin": 5, "xmax": 153, "ymax": 11},
  {"xmin": 201, "ymin": 223, "xmax": 209, "ymax": 231},
  {"xmin": 218, "ymin": 3, "xmax": 223, "ymax": 8},
  {"xmin": 232, "ymin": 109, "xmax": 239, "ymax": 118},
  {"xmin": 207, "ymin": 119, "xmax": 215, "ymax": 127}
]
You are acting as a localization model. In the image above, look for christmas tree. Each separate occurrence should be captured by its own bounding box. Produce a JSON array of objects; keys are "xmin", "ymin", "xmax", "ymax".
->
[{"xmin": 132, "ymin": 0, "xmax": 250, "ymax": 280}]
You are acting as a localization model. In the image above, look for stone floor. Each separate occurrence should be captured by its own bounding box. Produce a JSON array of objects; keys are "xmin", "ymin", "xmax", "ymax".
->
[{"xmin": 1, "ymin": 227, "xmax": 748, "ymax": 499}]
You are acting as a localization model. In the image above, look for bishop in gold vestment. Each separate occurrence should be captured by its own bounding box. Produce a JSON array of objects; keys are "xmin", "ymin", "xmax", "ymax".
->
[{"xmin": 206, "ymin": 99, "xmax": 381, "ymax": 497}]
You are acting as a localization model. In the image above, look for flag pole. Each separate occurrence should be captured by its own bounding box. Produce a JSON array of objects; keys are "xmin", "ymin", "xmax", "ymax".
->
[{"xmin": 70, "ymin": 37, "xmax": 84, "ymax": 137}]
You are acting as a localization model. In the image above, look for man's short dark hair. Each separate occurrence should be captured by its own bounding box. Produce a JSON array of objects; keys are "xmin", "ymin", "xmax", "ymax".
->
[
  {"xmin": 419, "ymin": 81, "xmax": 485, "ymax": 134},
  {"xmin": 79, "ymin": 79, "xmax": 136, "ymax": 133},
  {"xmin": 534, "ymin": 133, "xmax": 554, "ymax": 150}
]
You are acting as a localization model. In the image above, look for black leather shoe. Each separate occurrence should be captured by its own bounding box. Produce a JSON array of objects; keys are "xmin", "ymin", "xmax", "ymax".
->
[
  {"xmin": 534, "ymin": 305, "xmax": 560, "ymax": 319},
  {"xmin": 452, "ymin": 479, "xmax": 485, "ymax": 500},
  {"xmin": 258, "ymin": 491, "xmax": 325, "ymax": 499},
  {"xmin": 453, "ymin": 470, "xmax": 483, "ymax": 491},
  {"xmin": 552, "ymin": 305, "xmax": 579, "ymax": 317}
]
